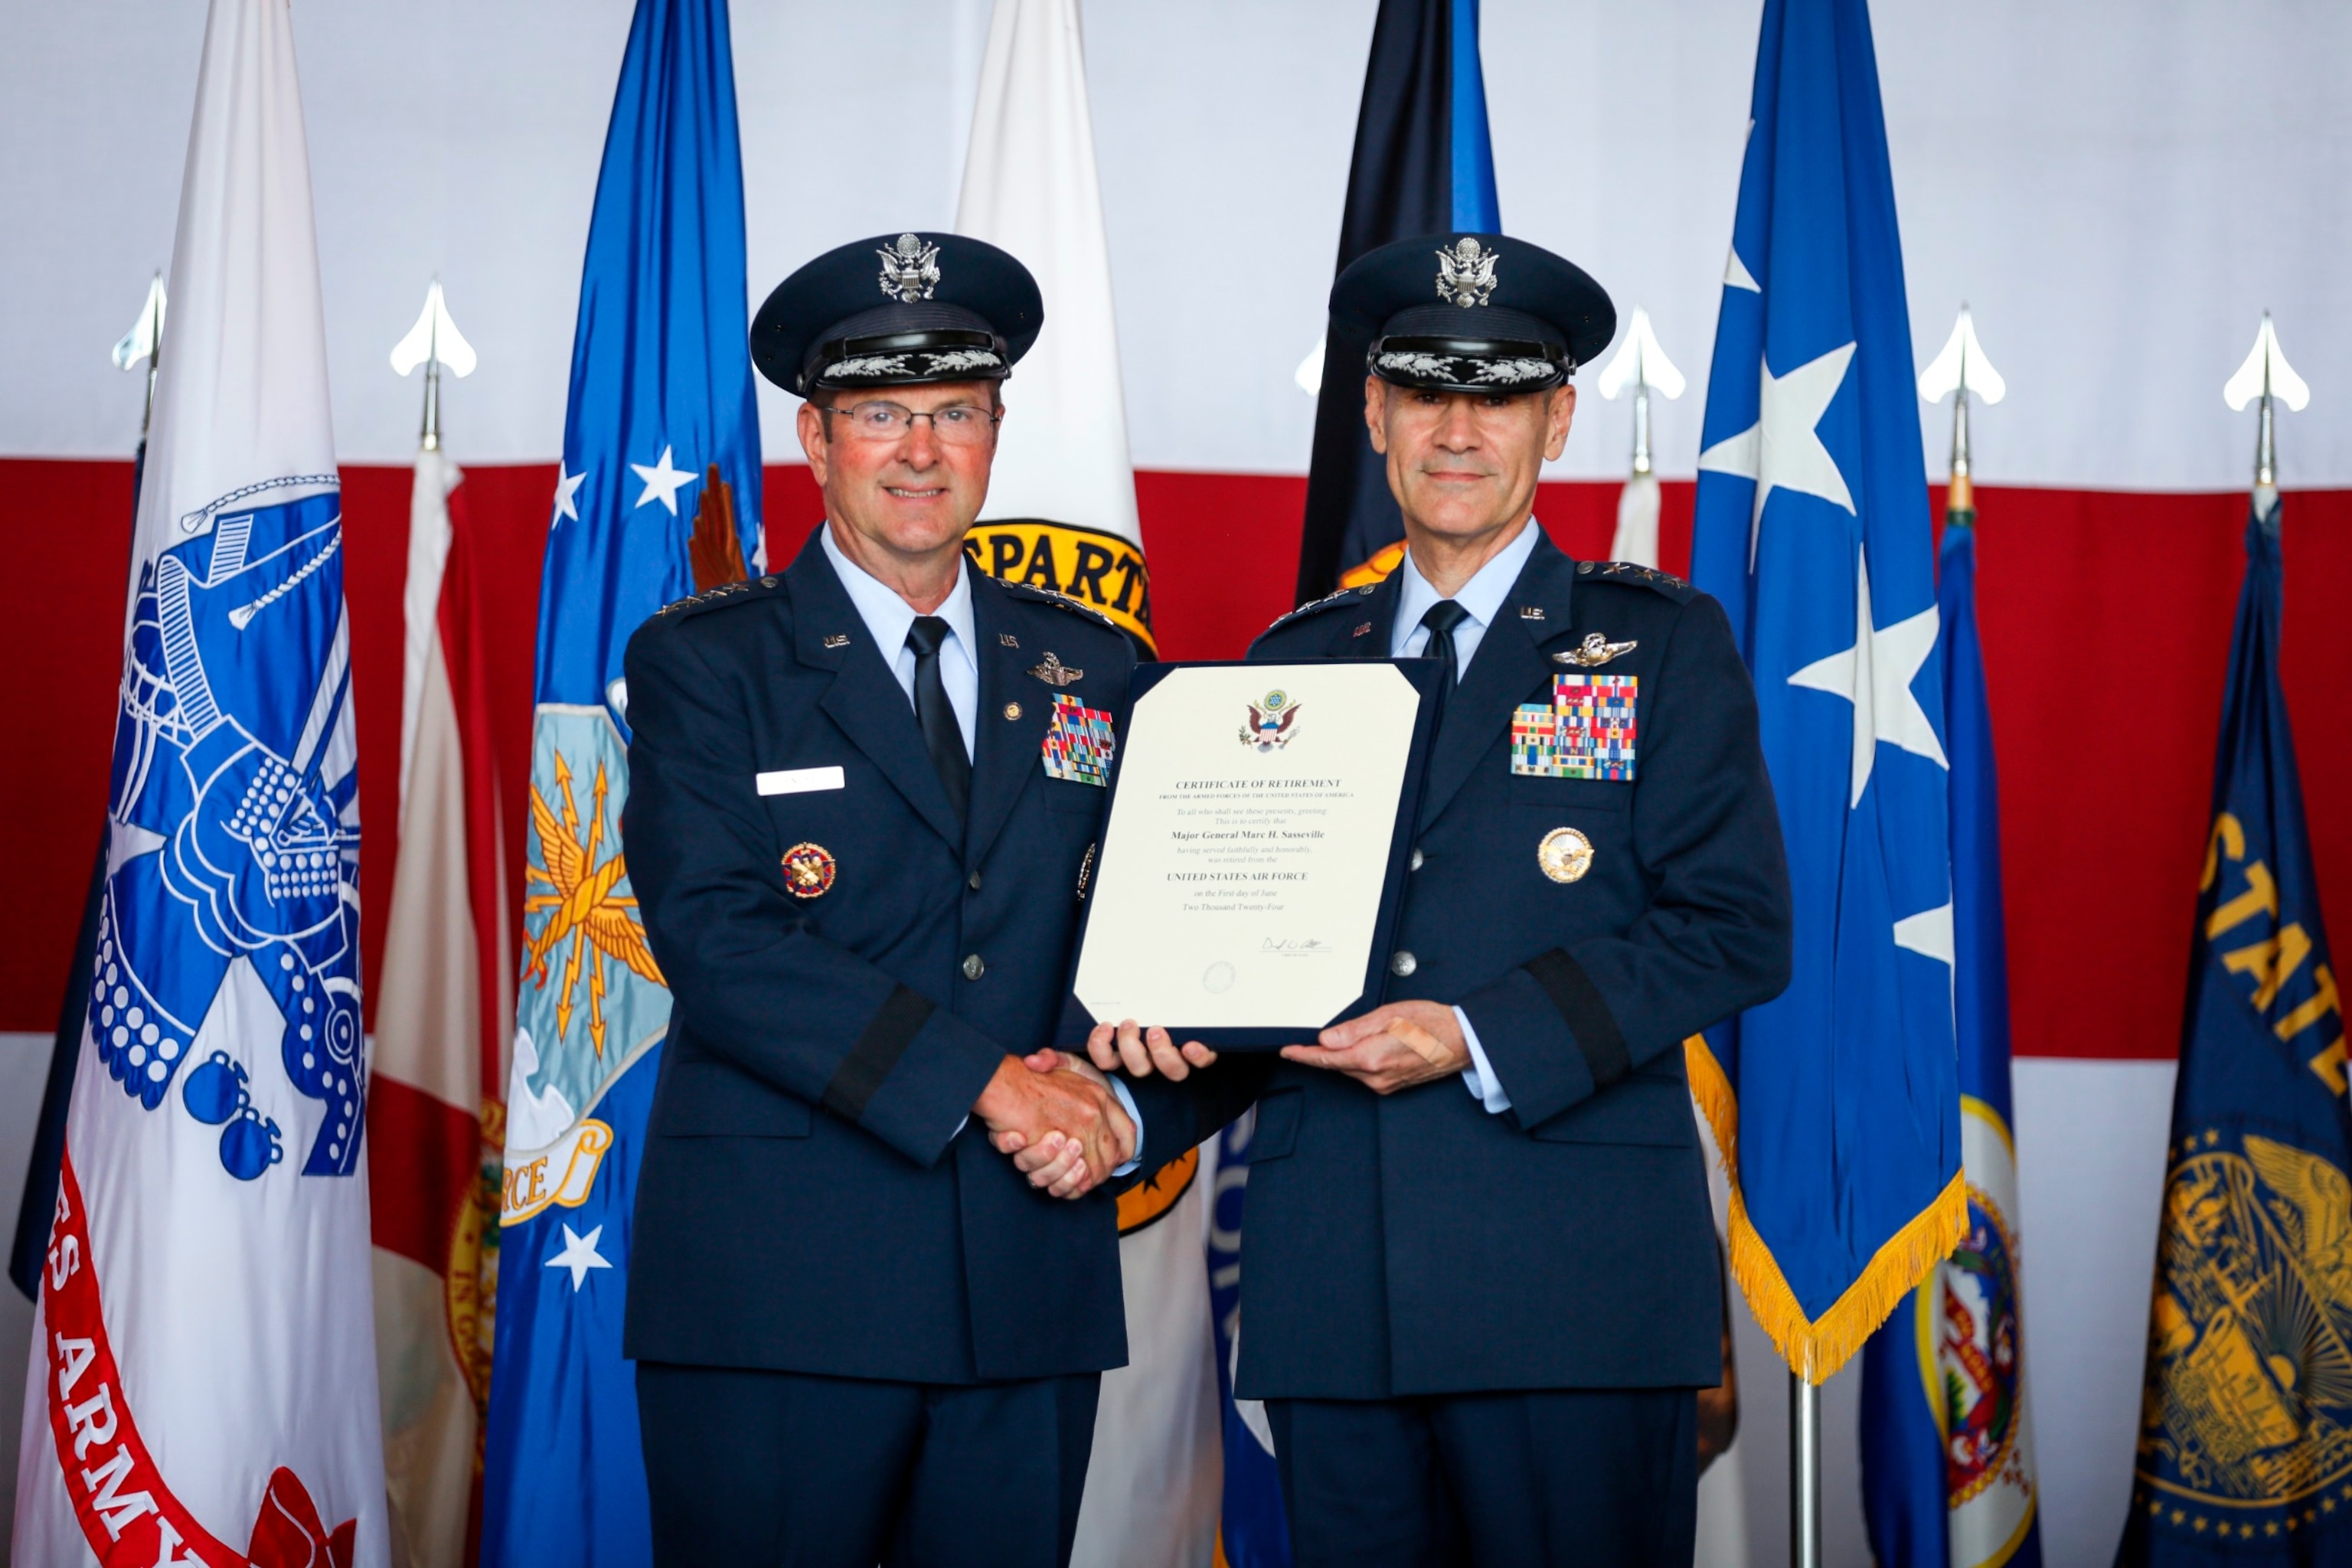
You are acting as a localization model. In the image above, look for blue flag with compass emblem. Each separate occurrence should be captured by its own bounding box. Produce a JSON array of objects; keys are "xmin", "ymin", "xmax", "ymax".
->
[
  {"xmin": 1684, "ymin": 0, "xmax": 1962, "ymax": 1383},
  {"xmin": 478, "ymin": 1, "xmax": 760, "ymax": 1561},
  {"xmin": 2117, "ymin": 498, "xmax": 2352, "ymax": 1564}
]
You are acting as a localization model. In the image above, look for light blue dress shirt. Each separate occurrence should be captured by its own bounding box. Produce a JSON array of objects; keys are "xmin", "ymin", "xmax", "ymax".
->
[
  {"xmin": 822, "ymin": 522, "xmax": 1143, "ymax": 1169},
  {"xmin": 1387, "ymin": 521, "xmax": 1545, "ymax": 1116}
]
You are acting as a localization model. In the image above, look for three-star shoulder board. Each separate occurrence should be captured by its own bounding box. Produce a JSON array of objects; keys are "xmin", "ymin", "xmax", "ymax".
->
[
  {"xmin": 1259, "ymin": 582, "xmax": 1379, "ymax": 638},
  {"xmin": 1576, "ymin": 560, "xmax": 1696, "ymax": 603},
  {"xmin": 660, "ymin": 574, "xmax": 783, "ymax": 619},
  {"xmin": 995, "ymin": 578, "xmax": 1120, "ymax": 633}
]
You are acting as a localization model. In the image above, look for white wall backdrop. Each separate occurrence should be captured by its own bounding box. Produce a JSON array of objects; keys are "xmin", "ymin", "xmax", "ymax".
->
[{"xmin": 3, "ymin": 1, "xmax": 2347, "ymax": 487}]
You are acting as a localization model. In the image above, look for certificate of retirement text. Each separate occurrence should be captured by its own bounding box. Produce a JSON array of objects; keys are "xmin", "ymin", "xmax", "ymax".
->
[{"xmin": 1073, "ymin": 662, "xmax": 1422, "ymax": 1028}]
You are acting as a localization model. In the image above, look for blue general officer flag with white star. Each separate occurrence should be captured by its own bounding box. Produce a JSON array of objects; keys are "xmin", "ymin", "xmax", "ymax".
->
[
  {"xmin": 1686, "ymin": 0, "xmax": 1962, "ymax": 1383},
  {"xmin": 479, "ymin": 1, "xmax": 760, "ymax": 1562}
]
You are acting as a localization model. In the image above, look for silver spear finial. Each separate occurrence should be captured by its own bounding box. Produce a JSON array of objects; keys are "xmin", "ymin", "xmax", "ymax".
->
[
  {"xmin": 1598, "ymin": 306, "xmax": 1687, "ymax": 479},
  {"xmin": 112, "ymin": 272, "xmax": 168, "ymax": 443},
  {"xmin": 1918, "ymin": 306, "xmax": 2005, "ymax": 524},
  {"xmin": 390, "ymin": 279, "xmax": 478, "ymax": 451},
  {"xmin": 2223, "ymin": 313, "xmax": 2308, "ymax": 524}
]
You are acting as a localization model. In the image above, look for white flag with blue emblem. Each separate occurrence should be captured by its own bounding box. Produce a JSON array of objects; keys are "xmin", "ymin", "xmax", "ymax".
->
[{"xmin": 11, "ymin": 0, "xmax": 389, "ymax": 1562}]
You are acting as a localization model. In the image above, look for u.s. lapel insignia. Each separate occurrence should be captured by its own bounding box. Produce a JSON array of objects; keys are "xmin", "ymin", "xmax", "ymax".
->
[
  {"xmin": 1512, "ymin": 673, "xmax": 1637, "ymax": 780},
  {"xmin": 1519, "ymin": 606, "xmax": 1546, "ymax": 621},
  {"xmin": 998, "ymin": 632, "xmax": 1021, "ymax": 648},
  {"xmin": 1030, "ymin": 651, "xmax": 1084, "ymax": 687},
  {"xmin": 822, "ymin": 633, "xmax": 851, "ymax": 650},
  {"xmin": 1043, "ymin": 694, "xmax": 1116, "ymax": 786},
  {"xmin": 1553, "ymin": 632, "xmax": 1637, "ymax": 668},
  {"xmin": 1537, "ymin": 827, "xmax": 1594, "ymax": 884},
  {"xmin": 781, "ymin": 841, "xmax": 837, "ymax": 899}
]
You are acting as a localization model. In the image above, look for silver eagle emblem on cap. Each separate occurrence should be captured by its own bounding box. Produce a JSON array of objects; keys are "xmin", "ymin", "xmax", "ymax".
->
[
  {"xmin": 878, "ymin": 233, "xmax": 942, "ymax": 303},
  {"xmin": 1553, "ymin": 632, "xmax": 1638, "ymax": 668},
  {"xmin": 1436, "ymin": 237, "xmax": 1499, "ymax": 308}
]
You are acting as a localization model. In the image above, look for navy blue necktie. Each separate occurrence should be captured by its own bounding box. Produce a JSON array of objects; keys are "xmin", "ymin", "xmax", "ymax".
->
[
  {"xmin": 905, "ymin": 616, "xmax": 968, "ymax": 821},
  {"xmin": 1418, "ymin": 598, "xmax": 1471, "ymax": 730}
]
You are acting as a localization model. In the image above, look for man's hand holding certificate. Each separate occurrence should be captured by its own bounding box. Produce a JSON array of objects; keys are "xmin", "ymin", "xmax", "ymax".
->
[{"xmin": 1067, "ymin": 660, "xmax": 1440, "ymax": 1048}]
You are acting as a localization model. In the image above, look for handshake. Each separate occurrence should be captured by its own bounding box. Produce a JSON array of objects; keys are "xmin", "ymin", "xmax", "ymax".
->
[{"xmin": 972, "ymin": 1021, "xmax": 1223, "ymax": 1201}]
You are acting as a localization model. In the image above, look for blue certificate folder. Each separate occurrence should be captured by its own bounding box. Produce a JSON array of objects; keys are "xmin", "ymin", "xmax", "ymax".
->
[{"xmin": 1058, "ymin": 657, "xmax": 1447, "ymax": 1053}]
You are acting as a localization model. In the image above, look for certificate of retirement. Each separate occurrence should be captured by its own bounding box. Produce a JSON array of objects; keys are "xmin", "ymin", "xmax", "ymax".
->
[{"xmin": 1071, "ymin": 661, "xmax": 1427, "ymax": 1033}]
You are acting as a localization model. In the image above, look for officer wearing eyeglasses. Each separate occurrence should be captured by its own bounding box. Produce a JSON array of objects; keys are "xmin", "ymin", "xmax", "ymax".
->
[
  {"xmin": 1084, "ymin": 234, "xmax": 1794, "ymax": 1566},
  {"xmin": 619, "ymin": 232, "xmax": 1152, "ymax": 1566}
]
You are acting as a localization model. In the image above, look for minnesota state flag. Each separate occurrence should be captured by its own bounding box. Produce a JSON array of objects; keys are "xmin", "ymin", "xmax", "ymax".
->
[{"xmin": 2119, "ymin": 494, "xmax": 2352, "ymax": 1563}]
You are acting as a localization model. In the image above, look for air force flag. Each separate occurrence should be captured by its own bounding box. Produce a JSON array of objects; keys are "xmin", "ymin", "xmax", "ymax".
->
[
  {"xmin": 477, "ymin": 2, "xmax": 762, "ymax": 1563},
  {"xmin": 11, "ymin": 0, "xmax": 390, "ymax": 1561},
  {"xmin": 1686, "ymin": 0, "xmax": 1963, "ymax": 1383}
]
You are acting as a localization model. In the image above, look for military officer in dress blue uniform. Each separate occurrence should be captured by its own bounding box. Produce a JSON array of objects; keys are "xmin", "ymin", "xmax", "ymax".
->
[
  {"xmin": 620, "ymin": 232, "xmax": 1154, "ymax": 1566},
  {"xmin": 1085, "ymin": 234, "xmax": 1795, "ymax": 1566}
]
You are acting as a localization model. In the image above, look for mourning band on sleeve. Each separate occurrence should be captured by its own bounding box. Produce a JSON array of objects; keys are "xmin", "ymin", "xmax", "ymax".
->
[
  {"xmin": 823, "ymin": 985, "xmax": 936, "ymax": 1123},
  {"xmin": 1522, "ymin": 949, "xmax": 1632, "ymax": 1092}
]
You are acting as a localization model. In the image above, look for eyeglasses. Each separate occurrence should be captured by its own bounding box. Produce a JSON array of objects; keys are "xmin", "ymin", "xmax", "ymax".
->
[{"xmin": 820, "ymin": 400, "xmax": 1001, "ymax": 446}]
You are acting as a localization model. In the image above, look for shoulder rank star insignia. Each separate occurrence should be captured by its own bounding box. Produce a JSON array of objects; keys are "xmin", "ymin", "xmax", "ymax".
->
[
  {"xmin": 1554, "ymin": 632, "xmax": 1638, "ymax": 668},
  {"xmin": 1029, "ymin": 652, "xmax": 1083, "ymax": 687},
  {"xmin": 878, "ymin": 233, "xmax": 941, "ymax": 303},
  {"xmin": 1436, "ymin": 237, "xmax": 1499, "ymax": 308}
]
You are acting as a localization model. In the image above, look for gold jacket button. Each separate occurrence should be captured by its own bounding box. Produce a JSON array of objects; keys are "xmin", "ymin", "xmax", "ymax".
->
[
  {"xmin": 1390, "ymin": 951, "xmax": 1418, "ymax": 978},
  {"xmin": 962, "ymin": 953, "xmax": 986, "ymax": 981}
]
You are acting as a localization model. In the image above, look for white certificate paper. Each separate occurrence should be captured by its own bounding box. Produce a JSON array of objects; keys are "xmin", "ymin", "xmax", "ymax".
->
[{"xmin": 1073, "ymin": 662, "xmax": 1424, "ymax": 1029}]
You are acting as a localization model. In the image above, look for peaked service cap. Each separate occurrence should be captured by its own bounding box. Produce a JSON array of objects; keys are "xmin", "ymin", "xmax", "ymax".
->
[
  {"xmin": 1331, "ymin": 232, "xmax": 1615, "ymax": 396},
  {"xmin": 751, "ymin": 231, "xmax": 1044, "ymax": 398}
]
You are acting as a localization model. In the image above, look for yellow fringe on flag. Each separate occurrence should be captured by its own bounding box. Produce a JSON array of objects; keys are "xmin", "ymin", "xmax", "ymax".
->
[{"xmin": 1684, "ymin": 1034, "xmax": 1968, "ymax": 1385}]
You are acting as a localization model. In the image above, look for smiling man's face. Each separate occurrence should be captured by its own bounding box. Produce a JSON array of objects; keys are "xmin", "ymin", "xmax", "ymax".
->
[
  {"xmin": 800, "ymin": 379, "xmax": 1001, "ymax": 570},
  {"xmin": 1365, "ymin": 379, "xmax": 1574, "ymax": 550}
]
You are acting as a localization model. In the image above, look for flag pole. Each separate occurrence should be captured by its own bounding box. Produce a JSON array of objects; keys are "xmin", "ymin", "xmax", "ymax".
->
[
  {"xmin": 1919, "ymin": 305, "xmax": 2006, "ymax": 533},
  {"xmin": 1791, "ymin": 1373, "xmax": 1821, "ymax": 1568}
]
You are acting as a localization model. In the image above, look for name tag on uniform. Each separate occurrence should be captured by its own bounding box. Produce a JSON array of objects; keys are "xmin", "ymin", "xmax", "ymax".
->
[
  {"xmin": 756, "ymin": 766, "xmax": 845, "ymax": 796},
  {"xmin": 1042, "ymin": 694, "xmax": 1116, "ymax": 786},
  {"xmin": 1511, "ymin": 675, "xmax": 1636, "ymax": 781}
]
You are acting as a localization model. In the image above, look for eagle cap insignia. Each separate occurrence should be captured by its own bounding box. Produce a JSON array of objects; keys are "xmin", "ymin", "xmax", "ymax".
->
[
  {"xmin": 1029, "ymin": 652, "xmax": 1084, "ymax": 687},
  {"xmin": 1241, "ymin": 688, "xmax": 1302, "ymax": 752},
  {"xmin": 1554, "ymin": 632, "xmax": 1638, "ymax": 668},
  {"xmin": 1436, "ymin": 237, "xmax": 1499, "ymax": 308},
  {"xmin": 878, "ymin": 233, "xmax": 942, "ymax": 303}
]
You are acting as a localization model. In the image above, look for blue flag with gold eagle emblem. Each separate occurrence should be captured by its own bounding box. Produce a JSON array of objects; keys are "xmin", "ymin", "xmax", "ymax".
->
[
  {"xmin": 1685, "ymin": 0, "xmax": 1964, "ymax": 1384},
  {"xmin": 2118, "ymin": 495, "xmax": 2352, "ymax": 1564},
  {"xmin": 477, "ymin": 0, "xmax": 760, "ymax": 1562}
]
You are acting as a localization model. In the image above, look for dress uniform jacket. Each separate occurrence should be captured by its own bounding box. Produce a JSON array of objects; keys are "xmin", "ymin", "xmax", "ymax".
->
[
  {"xmin": 1210, "ymin": 529, "xmax": 1792, "ymax": 1400},
  {"xmin": 619, "ymin": 531, "xmax": 1137, "ymax": 1385}
]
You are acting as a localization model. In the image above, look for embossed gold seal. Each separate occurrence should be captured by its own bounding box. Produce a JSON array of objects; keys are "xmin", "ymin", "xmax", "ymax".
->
[{"xmin": 1537, "ymin": 826, "xmax": 1594, "ymax": 884}]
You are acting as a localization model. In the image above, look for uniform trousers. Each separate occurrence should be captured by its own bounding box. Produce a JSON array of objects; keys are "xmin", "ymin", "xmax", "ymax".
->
[
  {"xmin": 1267, "ymin": 1387, "xmax": 1697, "ymax": 1568},
  {"xmin": 636, "ymin": 1361, "xmax": 1100, "ymax": 1567}
]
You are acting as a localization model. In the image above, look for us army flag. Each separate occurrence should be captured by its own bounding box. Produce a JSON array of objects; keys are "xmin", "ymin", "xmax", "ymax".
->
[
  {"xmin": 2118, "ymin": 495, "xmax": 2352, "ymax": 1563},
  {"xmin": 955, "ymin": 0, "xmax": 1154, "ymax": 652},
  {"xmin": 371, "ymin": 438, "xmax": 509, "ymax": 1568},
  {"xmin": 10, "ymin": 0, "xmax": 390, "ymax": 1560},
  {"xmin": 955, "ymin": 5, "xmax": 1218, "ymax": 1562}
]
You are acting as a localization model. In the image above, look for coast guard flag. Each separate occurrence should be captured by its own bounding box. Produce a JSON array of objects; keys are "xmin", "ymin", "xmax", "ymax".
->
[
  {"xmin": 1860, "ymin": 502, "xmax": 2043, "ymax": 1567},
  {"xmin": 9, "ymin": 0, "xmax": 390, "ymax": 1560},
  {"xmin": 1686, "ymin": 0, "xmax": 1962, "ymax": 1382},
  {"xmin": 476, "ymin": 1, "xmax": 761, "ymax": 1562},
  {"xmin": 1294, "ymin": 0, "xmax": 1501, "ymax": 599},
  {"xmin": 2118, "ymin": 495, "xmax": 2352, "ymax": 1563}
]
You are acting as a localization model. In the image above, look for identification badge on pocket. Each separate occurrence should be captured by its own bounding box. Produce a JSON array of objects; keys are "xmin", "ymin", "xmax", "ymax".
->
[
  {"xmin": 1042, "ymin": 694, "xmax": 1116, "ymax": 786},
  {"xmin": 1511, "ymin": 674, "xmax": 1636, "ymax": 780}
]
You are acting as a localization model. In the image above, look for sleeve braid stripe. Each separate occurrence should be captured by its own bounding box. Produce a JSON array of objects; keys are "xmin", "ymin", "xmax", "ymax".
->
[
  {"xmin": 823, "ymin": 985, "xmax": 936, "ymax": 1122},
  {"xmin": 1522, "ymin": 948, "xmax": 1632, "ymax": 1091}
]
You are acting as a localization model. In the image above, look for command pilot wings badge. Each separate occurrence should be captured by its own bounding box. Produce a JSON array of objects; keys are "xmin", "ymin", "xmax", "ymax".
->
[
  {"xmin": 1029, "ymin": 651, "xmax": 1083, "ymax": 687},
  {"xmin": 1554, "ymin": 632, "xmax": 1638, "ymax": 668},
  {"xmin": 879, "ymin": 233, "xmax": 941, "ymax": 302},
  {"xmin": 1241, "ymin": 689, "xmax": 1302, "ymax": 752},
  {"xmin": 1436, "ymin": 237, "xmax": 1499, "ymax": 308}
]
